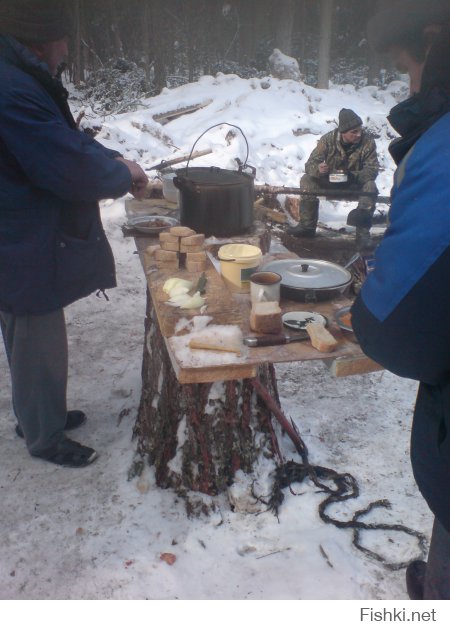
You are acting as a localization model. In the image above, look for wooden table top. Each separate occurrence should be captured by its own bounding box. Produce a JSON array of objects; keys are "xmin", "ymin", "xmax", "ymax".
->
[{"xmin": 125, "ymin": 199, "xmax": 382, "ymax": 384}]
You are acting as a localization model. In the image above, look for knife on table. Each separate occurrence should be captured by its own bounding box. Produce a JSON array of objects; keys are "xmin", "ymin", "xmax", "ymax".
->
[{"xmin": 243, "ymin": 331, "xmax": 310, "ymax": 347}]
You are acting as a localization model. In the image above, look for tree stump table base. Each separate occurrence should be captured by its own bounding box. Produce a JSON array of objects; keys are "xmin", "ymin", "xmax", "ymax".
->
[{"xmin": 133, "ymin": 296, "xmax": 281, "ymax": 498}]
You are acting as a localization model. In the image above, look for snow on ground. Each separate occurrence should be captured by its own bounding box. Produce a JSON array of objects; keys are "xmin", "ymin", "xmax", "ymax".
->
[{"xmin": 0, "ymin": 74, "xmax": 437, "ymax": 606}]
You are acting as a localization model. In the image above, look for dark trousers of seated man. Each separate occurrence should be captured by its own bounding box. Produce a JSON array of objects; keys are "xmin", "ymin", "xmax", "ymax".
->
[
  {"xmin": 298, "ymin": 173, "xmax": 378, "ymax": 234},
  {"xmin": 0, "ymin": 309, "xmax": 68, "ymax": 456}
]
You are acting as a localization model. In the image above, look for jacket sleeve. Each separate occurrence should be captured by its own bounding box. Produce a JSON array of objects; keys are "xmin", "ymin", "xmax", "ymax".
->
[
  {"xmin": 353, "ymin": 136, "xmax": 379, "ymax": 184},
  {"xmin": 0, "ymin": 84, "xmax": 132, "ymax": 203},
  {"xmin": 351, "ymin": 246, "xmax": 450, "ymax": 385},
  {"xmin": 304, "ymin": 137, "xmax": 328, "ymax": 178}
]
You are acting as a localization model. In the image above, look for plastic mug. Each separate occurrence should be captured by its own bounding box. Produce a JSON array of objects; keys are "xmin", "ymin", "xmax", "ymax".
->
[{"xmin": 250, "ymin": 271, "xmax": 281, "ymax": 304}]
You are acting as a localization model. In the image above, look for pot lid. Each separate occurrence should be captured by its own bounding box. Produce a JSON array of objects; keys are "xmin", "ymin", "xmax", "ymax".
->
[
  {"xmin": 176, "ymin": 166, "xmax": 251, "ymax": 187},
  {"xmin": 262, "ymin": 258, "xmax": 352, "ymax": 290},
  {"xmin": 218, "ymin": 243, "xmax": 262, "ymax": 262}
]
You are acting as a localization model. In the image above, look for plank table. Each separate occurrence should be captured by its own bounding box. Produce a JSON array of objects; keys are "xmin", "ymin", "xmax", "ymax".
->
[{"xmin": 124, "ymin": 198, "xmax": 381, "ymax": 495}]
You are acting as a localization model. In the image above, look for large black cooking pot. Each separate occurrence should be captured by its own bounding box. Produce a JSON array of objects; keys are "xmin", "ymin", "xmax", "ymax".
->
[{"xmin": 173, "ymin": 123, "xmax": 255, "ymax": 237}]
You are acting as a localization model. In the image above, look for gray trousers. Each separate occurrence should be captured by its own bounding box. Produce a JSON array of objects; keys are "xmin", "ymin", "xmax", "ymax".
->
[
  {"xmin": 300, "ymin": 173, "xmax": 378, "ymax": 211},
  {"xmin": 0, "ymin": 309, "xmax": 68, "ymax": 455},
  {"xmin": 424, "ymin": 518, "xmax": 450, "ymax": 599}
]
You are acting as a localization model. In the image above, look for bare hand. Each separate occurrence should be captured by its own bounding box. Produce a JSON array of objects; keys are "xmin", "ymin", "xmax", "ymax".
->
[
  {"xmin": 318, "ymin": 161, "xmax": 329, "ymax": 175},
  {"xmin": 116, "ymin": 157, "xmax": 149, "ymax": 199}
]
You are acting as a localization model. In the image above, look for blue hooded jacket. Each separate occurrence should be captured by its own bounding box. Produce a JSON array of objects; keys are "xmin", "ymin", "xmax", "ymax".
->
[{"xmin": 0, "ymin": 36, "xmax": 132, "ymax": 315}]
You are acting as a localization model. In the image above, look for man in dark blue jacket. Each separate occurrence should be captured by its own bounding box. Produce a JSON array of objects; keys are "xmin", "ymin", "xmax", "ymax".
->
[
  {"xmin": 0, "ymin": 1, "xmax": 148, "ymax": 467},
  {"xmin": 352, "ymin": 0, "xmax": 450, "ymax": 599}
]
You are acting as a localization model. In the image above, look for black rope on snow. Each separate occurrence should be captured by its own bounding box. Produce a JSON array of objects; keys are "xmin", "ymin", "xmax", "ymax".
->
[
  {"xmin": 268, "ymin": 452, "xmax": 428, "ymax": 570},
  {"xmin": 96, "ymin": 289, "xmax": 110, "ymax": 301}
]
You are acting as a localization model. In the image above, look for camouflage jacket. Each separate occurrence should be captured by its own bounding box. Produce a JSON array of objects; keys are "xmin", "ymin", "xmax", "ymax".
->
[{"xmin": 304, "ymin": 129, "xmax": 379, "ymax": 184}]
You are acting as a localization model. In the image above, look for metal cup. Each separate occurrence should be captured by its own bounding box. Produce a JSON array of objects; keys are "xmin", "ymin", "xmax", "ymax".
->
[{"xmin": 250, "ymin": 271, "xmax": 281, "ymax": 304}]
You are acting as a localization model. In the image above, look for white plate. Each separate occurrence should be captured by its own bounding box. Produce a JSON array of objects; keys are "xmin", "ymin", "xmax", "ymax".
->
[
  {"xmin": 127, "ymin": 215, "xmax": 179, "ymax": 234},
  {"xmin": 282, "ymin": 311, "xmax": 327, "ymax": 331}
]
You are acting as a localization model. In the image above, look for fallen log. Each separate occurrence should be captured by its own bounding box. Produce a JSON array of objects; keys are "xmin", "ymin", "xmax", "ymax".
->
[
  {"xmin": 153, "ymin": 100, "xmax": 213, "ymax": 125},
  {"xmin": 254, "ymin": 185, "xmax": 390, "ymax": 204},
  {"xmin": 146, "ymin": 148, "xmax": 213, "ymax": 172}
]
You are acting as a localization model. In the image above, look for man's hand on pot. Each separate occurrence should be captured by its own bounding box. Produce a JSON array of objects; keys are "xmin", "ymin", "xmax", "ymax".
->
[{"xmin": 116, "ymin": 157, "xmax": 149, "ymax": 199}]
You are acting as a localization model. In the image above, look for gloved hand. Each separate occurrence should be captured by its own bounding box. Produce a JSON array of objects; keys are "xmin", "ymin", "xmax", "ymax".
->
[{"xmin": 347, "ymin": 207, "xmax": 372, "ymax": 228}]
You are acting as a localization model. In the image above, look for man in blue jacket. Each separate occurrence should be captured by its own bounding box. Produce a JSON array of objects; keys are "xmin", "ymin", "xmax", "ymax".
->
[
  {"xmin": 0, "ymin": 1, "xmax": 148, "ymax": 467},
  {"xmin": 352, "ymin": 0, "xmax": 450, "ymax": 599}
]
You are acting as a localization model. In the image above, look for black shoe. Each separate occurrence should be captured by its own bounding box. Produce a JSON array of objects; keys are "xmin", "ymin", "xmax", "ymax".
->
[
  {"xmin": 406, "ymin": 560, "xmax": 426, "ymax": 600},
  {"xmin": 347, "ymin": 207, "xmax": 372, "ymax": 228},
  {"xmin": 286, "ymin": 224, "xmax": 316, "ymax": 237},
  {"xmin": 35, "ymin": 437, "xmax": 98, "ymax": 468},
  {"xmin": 15, "ymin": 410, "xmax": 87, "ymax": 439}
]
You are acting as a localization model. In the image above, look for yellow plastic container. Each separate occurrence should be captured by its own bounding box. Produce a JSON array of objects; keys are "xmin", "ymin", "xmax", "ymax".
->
[{"xmin": 218, "ymin": 243, "xmax": 262, "ymax": 293}]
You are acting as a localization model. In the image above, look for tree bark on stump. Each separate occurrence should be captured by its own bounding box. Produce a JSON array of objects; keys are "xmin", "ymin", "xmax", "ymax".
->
[{"xmin": 134, "ymin": 294, "xmax": 280, "ymax": 496}]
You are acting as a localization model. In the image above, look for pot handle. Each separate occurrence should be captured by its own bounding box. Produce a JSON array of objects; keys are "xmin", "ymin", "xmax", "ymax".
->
[
  {"xmin": 235, "ymin": 157, "xmax": 256, "ymax": 177},
  {"xmin": 185, "ymin": 122, "xmax": 250, "ymax": 175}
]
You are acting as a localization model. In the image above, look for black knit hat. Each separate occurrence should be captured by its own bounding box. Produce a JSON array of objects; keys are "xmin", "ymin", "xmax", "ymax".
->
[
  {"xmin": 338, "ymin": 108, "xmax": 363, "ymax": 133},
  {"xmin": 0, "ymin": 0, "xmax": 72, "ymax": 43},
  {"xmin": 367, "ymin": 0, "xmax": 450, "ymax": 52}
]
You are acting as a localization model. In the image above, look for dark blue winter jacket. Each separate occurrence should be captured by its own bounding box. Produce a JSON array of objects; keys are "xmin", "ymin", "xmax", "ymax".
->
[
  {"xmin": 351, "ymin": 105, "xmax": 450, "ymax": 531},
  {"xmin": 0, "ymin": 35, "xmax": 132, "ymax": 315}
]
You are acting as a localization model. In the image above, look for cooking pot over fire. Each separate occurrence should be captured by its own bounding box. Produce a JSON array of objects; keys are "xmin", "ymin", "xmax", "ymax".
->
[{"xmin": 174, "ymin": 123, "xmax": 255, "ymax": 237}]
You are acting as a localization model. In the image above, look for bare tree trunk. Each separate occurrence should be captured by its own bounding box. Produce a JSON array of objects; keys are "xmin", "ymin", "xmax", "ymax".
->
[
  {"xmin": 317, "ymin": 0, "xmax": 334, "ymax": 88},
  {"xmin": 71, "ymin": 0, "xmax": 84, "ymax": 84},
  {"xmin": 111, "ymin": 0, "xmax": 124, "ymax": 58},
  {"xmin": 275, "ymin": 0, "xmax": 296, "ymax": 55},
  {"xmin": 142, "ymin": 0, "xmax": 152, "ymax": 82},
  {"xmin": 150, "ymin": 0, "xmax": 167, "ymax": 93},
  {"xmin": 367, "ymin": 0, "xmax": 391, "ymax": 85},
  {"xmin": 297, "ymin": 0, "xmax": 307, "ymax": 74}
]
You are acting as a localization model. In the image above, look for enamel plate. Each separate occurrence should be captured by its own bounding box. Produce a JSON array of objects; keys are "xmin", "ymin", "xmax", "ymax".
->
[
  {"xmin": 127, "ymin": 215, "xmax": 179, "ymax": 234},
  {"xmin": 334, "ymin": 306, "xmax": 353, "ymax": 332},
  {"xmin": 282, "ymin": 311, "xmax": 327, "ymax": 331}
]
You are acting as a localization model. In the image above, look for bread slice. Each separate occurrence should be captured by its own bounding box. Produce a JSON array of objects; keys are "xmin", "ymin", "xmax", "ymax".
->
[
  {"xmin": 186, "ymin": 251, "xmax": 207, "ymax": 262},
  {"xmin": 305, "ymin": 322, "xmax": 338, "ymax": 352},
  {"xmin": 160, "ymin": 240, "xmax": 180, "ymax": 252},
  {"xmin": 169, "ymin": 226, "xmax": 196, "ymax": 237},
  {"xmin": 250, "ymin": 301, "xmax": 282, "ymax": 334},
  {"xmin": 180, "ymin": 233, "xmax": 205, "ymax": 246},
  {"xmin": 143, "ymin": 244, "xmax": 161, "ymax": 270},
  {"xmin": 154, "ymin": 249, "xmax": 178, "ymax": 262},
  {"xmin": 180, "ymin": 243, "xmax": 205, "ymax": 254},
  {"xmin": 159, "ymin": 232, "xmax": 179, "ymax": 244}
]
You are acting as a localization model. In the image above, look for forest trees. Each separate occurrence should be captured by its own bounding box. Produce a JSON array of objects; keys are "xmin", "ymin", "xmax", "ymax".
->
[{"xmin": 67, "ymin": 0, "xmax": 393, "ymax": 100}]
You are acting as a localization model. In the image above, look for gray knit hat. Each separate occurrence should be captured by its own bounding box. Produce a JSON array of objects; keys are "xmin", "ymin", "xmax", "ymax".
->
[
  {"xmin": 368, "ymin": 0, "xmax": 450, "ymax": 52},
  {"xmin": 338, "ymin": 108, "xmax": 363, "ymax": 133},
  {"xmin": 0, "ymin": 0, "xmax": 72, "ymax": 43}
]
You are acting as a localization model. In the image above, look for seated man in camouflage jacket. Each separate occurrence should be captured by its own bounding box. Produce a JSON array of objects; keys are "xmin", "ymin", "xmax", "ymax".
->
[{"xmin": 288, "ymin": 108, "xmax": 379, "ymax": 241}]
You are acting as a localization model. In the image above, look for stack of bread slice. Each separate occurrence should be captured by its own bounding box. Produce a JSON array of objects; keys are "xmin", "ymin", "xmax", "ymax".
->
[{"xmin": 144, "ymin": 226, "xmax": 207, "ymax": 272}]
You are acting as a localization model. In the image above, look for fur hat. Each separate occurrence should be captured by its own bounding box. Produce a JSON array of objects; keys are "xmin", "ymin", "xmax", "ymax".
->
[
  {"xmin": 0, "ymin": 0, "xmax": 72, "ymax": 43},
  {"xmin": 338, "ymin": 108, "xmax": 363, "ymax": 133},
  {"xmin": 368, "ymin": 0, "xmax": 450, "ymax": 52}
]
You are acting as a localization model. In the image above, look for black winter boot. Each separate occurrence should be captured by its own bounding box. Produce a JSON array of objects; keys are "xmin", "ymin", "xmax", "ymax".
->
[
  {"xmin": 347, "ymin": 207, "xmax": 373, "ymax": 228},
  {"xmin": 406, "ymin": 560, "xmax": 426, "ymax": 600},
  {"xmin": 286, "ymin": 198, "xmax": 319, "ymax": 237}
]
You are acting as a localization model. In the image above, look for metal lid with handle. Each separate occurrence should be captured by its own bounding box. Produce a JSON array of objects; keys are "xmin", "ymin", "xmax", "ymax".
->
[{"xmin": 262, "ymin": 258, "xmax": 352, "ymax": 290}]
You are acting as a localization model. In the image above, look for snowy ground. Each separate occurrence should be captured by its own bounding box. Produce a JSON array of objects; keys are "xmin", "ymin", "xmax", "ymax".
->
[{"xmin": 0, "ymin": 73, "xmax": 441, "ymax": 610}]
